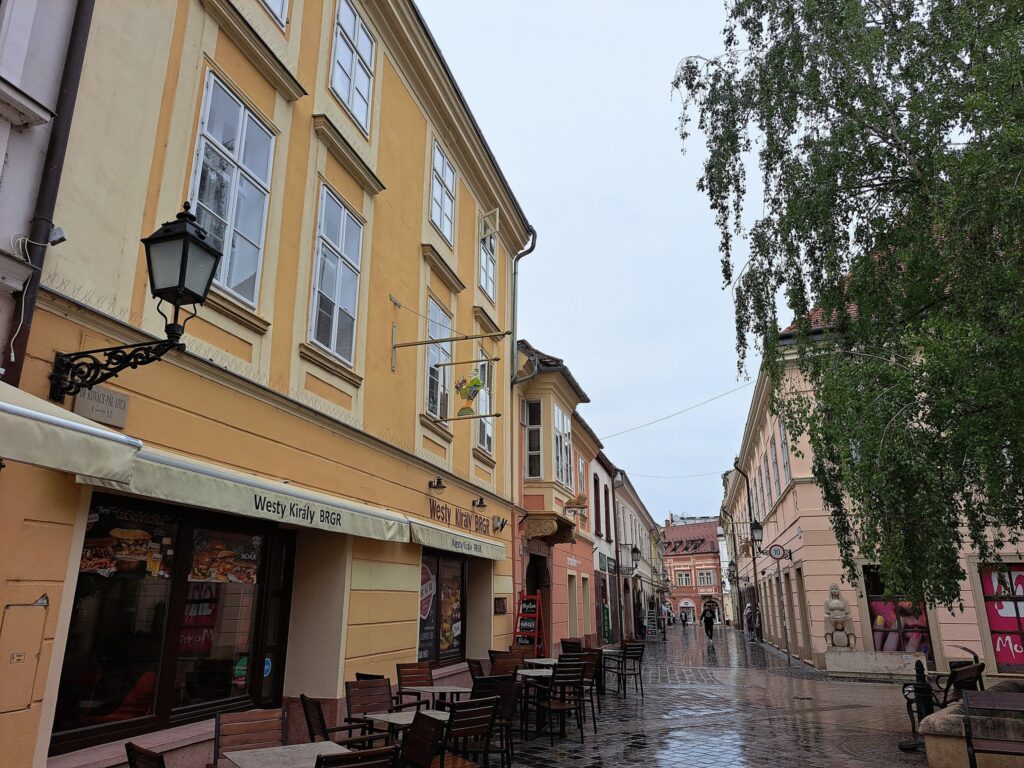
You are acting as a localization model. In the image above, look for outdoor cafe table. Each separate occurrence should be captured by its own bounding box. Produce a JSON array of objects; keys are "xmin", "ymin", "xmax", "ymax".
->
[
  {"xmin": 221, "ymin": 741, "xmax": 349, "ymax": 768},
  {"xmin": 517, "ymin": 668, "xmax": 553, "ymax": 679},
  {"xmin": 370, "ymin": 709, "xmax": 450, "ymax": 729},
  {"xmin": 524, "ymin": 657, "xmax": 558, "ymax": 667},
  {"xmin": 402, "ymin": 684, "xmax": 471, "ymax": 708}
]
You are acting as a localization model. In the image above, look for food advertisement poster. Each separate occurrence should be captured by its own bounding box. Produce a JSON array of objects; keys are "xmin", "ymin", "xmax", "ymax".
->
[
  {"xmin": 179, "ymin": 581, "xmax": 220, "ymax": 655},
  {"xmin": 439, "ymin": 559, "xmax": 462, "ymax": 653},
  {"xmin": 79, "ymin": 505, "xmax": 176, "ymax": 578},
  {"xmin": 188, "ymin": 529, "xmax": 261, "ymax": 584},
  {"xmin": 981, "ymin": 566, "xmax": 1024, "ymax": 672},
  {"xmin": 417, "ymin": 561, "xmax": 437, "ymax": 662}
]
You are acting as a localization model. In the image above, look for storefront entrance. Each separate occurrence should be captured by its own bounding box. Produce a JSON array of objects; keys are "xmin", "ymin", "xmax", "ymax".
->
[{"xmin": 50, "ymin": 494, "xmax": 295, "ymax": 754}]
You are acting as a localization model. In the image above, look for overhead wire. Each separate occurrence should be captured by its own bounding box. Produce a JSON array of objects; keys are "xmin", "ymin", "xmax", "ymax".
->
[{"xmin": 598, "ymin": 380, "xmax": 754, "ymax": 440}]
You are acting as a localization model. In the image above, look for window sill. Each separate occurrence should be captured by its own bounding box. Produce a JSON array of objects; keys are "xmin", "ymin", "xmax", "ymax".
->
[
  {"xmin": 472, "ymin": 446, "xmax": 496, "ymax": 468},
  {"xmin": 420, "ymin": 413, "xmax": 453, "ymax": 443},
  {"xmin": 204, "ymin": 289, "xmax": 270, "ymax": 335},
  {"xmin": 299, "ymin": 342, "xmax": 363, "ymax": 388}
]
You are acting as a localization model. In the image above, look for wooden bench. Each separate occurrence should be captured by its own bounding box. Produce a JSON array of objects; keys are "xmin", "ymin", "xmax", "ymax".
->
[{"xmin": 964, "ymin": 690, "xmax": 1024, "ymax": 767}]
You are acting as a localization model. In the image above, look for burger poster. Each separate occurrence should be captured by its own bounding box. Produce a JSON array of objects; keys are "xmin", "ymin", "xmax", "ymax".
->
[
  {"xmin": 79, "ymin": 506, "xmax": 176, "ymax": 579},
  {"xmin": 188, "ymin": 529, "xmax": 261, "ymax": 584}
]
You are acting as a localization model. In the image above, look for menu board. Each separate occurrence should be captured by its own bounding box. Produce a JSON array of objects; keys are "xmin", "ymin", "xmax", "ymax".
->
[
  {"xmin": 188, "ymin": 529, "xmax": 261, "ymax": 584},
  {"xmin": 79, "ymin": 504, "xmax": 177, "ymax": 579},
  {"xmin": 418, "ymin": 561, "xmax": 437, "ymax": 662}
]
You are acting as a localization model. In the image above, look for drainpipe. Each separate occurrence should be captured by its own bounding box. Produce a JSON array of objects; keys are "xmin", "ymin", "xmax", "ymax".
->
[
  {"xmin": 733, "ymin": 460, "xmax": 763, "ymax": 642},
  {"xmin": 3, "ymin": 0, "xmax": 96, "ymax": 386},
  {"xmin": 508, "ymin": 225, "xmax": 536, "ymax": 385},
  {"xmin": 612, "ymin": 469, "xmax": 625, "ymax": 641}
]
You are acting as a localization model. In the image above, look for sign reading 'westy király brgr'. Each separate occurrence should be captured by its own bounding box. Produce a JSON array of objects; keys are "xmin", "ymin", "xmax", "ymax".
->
[{"xmin": 428, "ymin": 497, "xmax": 491, "ymax": 536}]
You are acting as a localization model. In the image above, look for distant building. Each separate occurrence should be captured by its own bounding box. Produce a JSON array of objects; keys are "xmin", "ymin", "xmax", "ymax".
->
[{"xmin": 663, "ymin": 515, "xmax": 723, "ymax": 623}]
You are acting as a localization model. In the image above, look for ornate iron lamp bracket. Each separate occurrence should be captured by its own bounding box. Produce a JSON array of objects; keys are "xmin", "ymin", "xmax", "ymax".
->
[{"xmin": 49, "ymin": 331, "xmax": 184, "ymax": 402}]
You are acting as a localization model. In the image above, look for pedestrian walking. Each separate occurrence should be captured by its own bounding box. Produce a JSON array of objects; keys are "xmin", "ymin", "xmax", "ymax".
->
[{"xmin": 700, "ymin": 605, "xmax": 716, "ymax": 640}]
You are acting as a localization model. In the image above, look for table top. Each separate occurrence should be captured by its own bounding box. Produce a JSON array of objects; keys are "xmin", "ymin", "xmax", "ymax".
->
[
  {"xmin": 370, "ymin": 709, "xmax": 450, "ymax": 727},
  {"xmin": 517, "ymin": 668, "xmax": 552, "ymax": 678},
  {"xmin": 222, "ymin": 741, "xmax": 348, "ymax": 768},
  {"xmin": 403, "ymin": 685, "xmax": 472, "ymax": 694},
  {"xmin": 525, "ymin": 658, "xmax": 558, "ymax": 666}
]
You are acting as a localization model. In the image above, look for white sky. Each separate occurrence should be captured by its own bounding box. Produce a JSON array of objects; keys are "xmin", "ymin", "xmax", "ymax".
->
[{"xmin": 416, "ymin": 0, "xmax": 760, "ymax": 524}]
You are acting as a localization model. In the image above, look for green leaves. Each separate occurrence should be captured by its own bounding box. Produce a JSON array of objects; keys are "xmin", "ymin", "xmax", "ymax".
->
[{"xmin": 678, "ymin": 0, "xmax": 1024, "ymax": 607}]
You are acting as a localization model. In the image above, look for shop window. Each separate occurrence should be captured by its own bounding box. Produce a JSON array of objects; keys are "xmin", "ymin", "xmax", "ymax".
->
[
  {"xmin": 980, "ymin": 565, "xmax": 1024, "ymax": 673},
  {"xmin": 51, "ymin": 496, "xmax": 293, "ymax": 754},
  {"xmin": 863, "ymin": 565, "xmax": 933, "ymax": 661},
  {"xmin": 418, "ymin": 551, "xmax": 466, "ymax": 665}
]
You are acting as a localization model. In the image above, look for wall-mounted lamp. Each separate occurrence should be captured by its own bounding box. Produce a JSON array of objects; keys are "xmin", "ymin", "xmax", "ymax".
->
[
  {"xmin": 428, "ymin": 476, "xmax": 446, "ymax": 491},
  {"xmin": 631, "ymin": 545, "xmax": 641, "ymax": 569},
  {"xmin": 491, "ymin": 515, "xmax": 508, "ymax": 533},
  {"xmin": 750, "ymin": 520, "xmax": 764, "ymax": 545},
  {"xmin": 613, "ymin": 469, "xmax": 626, "ymax": 488},
  {"xmin": 49, "ymin": 203, "xmax": 221, "ymax": 401},
  {"xmin": 471, "ymin": 497, "xmax": 487, "ymax": 510}
]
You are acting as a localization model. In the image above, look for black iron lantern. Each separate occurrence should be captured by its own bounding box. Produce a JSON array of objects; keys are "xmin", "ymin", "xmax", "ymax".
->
[
  {"xmin": 631, "ymin": 545, "xmax": 641, "ymax": 568},
  {"xmin": 750, "ymin": 520, "xmax": 764, "ymax": 545},
  {"xmin": 142, "ymin": 201, "xmax": 221, "ymax": 324},
  {"xmin": 728, "ymin": 560, "xmax": 739, "ymax": 581},
  {"xmin": 49, "ymin": 203, "xmax": 221, "ymax": 401}
]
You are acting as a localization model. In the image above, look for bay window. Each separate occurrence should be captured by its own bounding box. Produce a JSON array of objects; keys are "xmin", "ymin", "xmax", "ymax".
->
[
  {"xmin": 553, "ymin": 403, "xmax": 573, "ymax": 489},
  {"xmin": 525, "ymin": 401, "xmax": 541, "ymax": 478}
]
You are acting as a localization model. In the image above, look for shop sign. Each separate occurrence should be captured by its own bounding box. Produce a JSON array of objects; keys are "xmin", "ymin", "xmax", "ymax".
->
[
  {"xmin": 73, "ymin": 385, "xmax": 129, "ymax": 428},
  {"xmin": 566, "ymin": 556, "xmax": 580, "ymax": 568},
  {"xmin": 599, "ymin": 553, "xmax": 607, "ymax": 572},
  {"xmin": 698, "ymin": 586, "xmax": 717, "ymax": 595},
  {"xmin": 428, "ymin": 497, "xmax": 491, "ymax": 536},
  {"xmin": 608, "ymin": 558, "xmax": 617, "ymax": 574}
]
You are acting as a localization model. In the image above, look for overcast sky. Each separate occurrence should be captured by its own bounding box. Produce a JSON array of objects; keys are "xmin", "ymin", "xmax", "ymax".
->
[{"xmin": 416, "ymin": 1, "xmax": 759, "ymax": 525}]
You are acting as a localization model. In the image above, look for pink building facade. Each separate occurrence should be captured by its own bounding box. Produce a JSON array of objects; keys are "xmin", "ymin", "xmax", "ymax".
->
[
  {"xmin": 724, "ymin": 362, "xmax": 1024, "ymax": 679},
  {"xmin": 663, "ymin": 516, "xmax": 723, "ymax": 624}
]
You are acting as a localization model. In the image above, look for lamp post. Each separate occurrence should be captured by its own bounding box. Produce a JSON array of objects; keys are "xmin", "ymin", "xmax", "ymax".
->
[
  {"xmin": 733, "ymin": 460, "xmax": 763, "ymax": 641},
  {"xmin": 49, "ymin": 203, "xmax": 221, "ymax": 401}
]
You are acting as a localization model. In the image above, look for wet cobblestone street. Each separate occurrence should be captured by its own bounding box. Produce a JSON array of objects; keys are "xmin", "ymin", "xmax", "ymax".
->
[{"xmin": 513, "ymin": 625, "xmax": 928, "ymax": 768}]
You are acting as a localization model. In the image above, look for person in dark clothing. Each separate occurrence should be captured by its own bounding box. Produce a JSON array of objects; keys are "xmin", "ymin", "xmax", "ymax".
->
[{"xmin": 700, "ymin": 605, "xmax": 716, "ymax": 640}]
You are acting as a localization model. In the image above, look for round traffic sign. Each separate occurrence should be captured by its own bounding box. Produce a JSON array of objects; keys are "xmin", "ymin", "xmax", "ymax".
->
[{"xmin": 767, "ymin": 544, "xmax": 786, "ymax": 560}]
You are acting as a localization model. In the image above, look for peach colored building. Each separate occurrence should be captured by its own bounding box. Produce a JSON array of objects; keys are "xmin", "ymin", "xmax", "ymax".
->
[
  {"xmin": 663, "ymin": 516, "xmax": 723, "ymax": 624},
  {"xmin": 723, "ymin": 358, "xmax": 1023, "ymax": 680},
  {"xmin": 512, "ymin": 341, "xmax": 600, "ymax": 652}
]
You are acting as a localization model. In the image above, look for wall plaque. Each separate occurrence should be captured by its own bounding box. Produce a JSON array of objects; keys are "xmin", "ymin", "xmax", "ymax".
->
[{"xmin": 73, "ymin": 385, "xmax": 128, "ymax": 428}]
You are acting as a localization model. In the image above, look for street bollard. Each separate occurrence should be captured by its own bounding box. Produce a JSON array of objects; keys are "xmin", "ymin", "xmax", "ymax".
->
[{"xmin": 899, "ymin": 659, "xmax": 933, "ymax": 752}]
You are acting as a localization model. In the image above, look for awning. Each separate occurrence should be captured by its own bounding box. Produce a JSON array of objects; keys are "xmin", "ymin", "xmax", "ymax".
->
[
  {"xmin": 80, "ymin": 448, "xmax": 409, "ymax": 543},
  {"xmin": 0, "ymin": 381, "xmax": 141, "ymax": 483},
  {"xmin": 408, "ymin": 518, "xmax": 505, "ymax": 561}
]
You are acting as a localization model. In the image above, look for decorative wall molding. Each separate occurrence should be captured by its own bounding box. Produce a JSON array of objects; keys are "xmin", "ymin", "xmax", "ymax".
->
[
  {"xmin": 421, "ymin": 243, "xmax": 465, "ymax": 294},
  {"xmin": 298, "ymin": 342, "xmax": 363, "ymax": 388},
  {"xmin": 203, "ymin": 288, "xmax": 271, "ymax": 334},
  {"xmin": 312, "ymin": 113, "xmax": 386, "ymax": 195}
]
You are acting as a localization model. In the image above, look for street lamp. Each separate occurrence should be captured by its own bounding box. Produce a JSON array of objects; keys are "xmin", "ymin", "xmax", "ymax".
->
[
  {"xmin": 750, "ymin": 520, "xmax": 764, "ymax": 546},
  {"xmin": 630, "ymin": 545, "xmax": 641, "ymax": 569},
  {"xmin": 49, "ymin": 203, "xmax": 221, "ymax": 401},
  {"xmin": 727, "ymin": 560, "xmax": 738, "ymax": 582}
]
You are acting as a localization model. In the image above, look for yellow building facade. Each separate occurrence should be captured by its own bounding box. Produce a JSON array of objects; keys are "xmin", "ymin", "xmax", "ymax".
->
[{"xmin": 0, "ymin": 1, "xmax": 531, "ymax": 764}]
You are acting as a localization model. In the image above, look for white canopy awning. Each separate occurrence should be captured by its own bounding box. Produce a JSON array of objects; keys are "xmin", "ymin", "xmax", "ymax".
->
[
  {"xmin": 408, "ymin": 517, "xmax": 505, "ymax": 561},
  {"xmin": 0, "ymin": 381, "xmax": 141, "ymax": 483},
  {"xmin": 80, "ymin": 448, "xmax": 409, "ymax": 543}
]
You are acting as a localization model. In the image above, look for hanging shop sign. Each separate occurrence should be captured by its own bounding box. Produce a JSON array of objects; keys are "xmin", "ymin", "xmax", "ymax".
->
[{"xmin": 454, "ymin": 369, "xmax": 485, "ymax": 416}]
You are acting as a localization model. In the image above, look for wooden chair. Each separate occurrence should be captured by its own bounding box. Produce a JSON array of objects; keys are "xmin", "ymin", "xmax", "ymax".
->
[
  {"xmin": 125, "ymin": 743, "xmax": 165, "ymax": 768},
  {"xmin": 396, "ymin": 662, "xmax": 434, "ymax": 703},
  {"xmin": 440, "ymin": 696, "xmax": 499, "ymax": 768},
  {"xmin": 209, "ymin": 708, "xmax": 284, "ymax": 766},
  {"xmin": 301, "ymin": 694, "xmax": 380, "ymax": 747},
  {"xmin": 314, "ymin": 745, "xmax": 398, "ymax": 768},
  {"xmin": 579, "ymin": 651, "xmax": 600, "ymax": 730},
  {"xmin": 492, "ymin": 680, "xmax": 519, "ymax": 768},
  {"xmin": 489, "ymin": 658, "xmax": 520, "ymax": 677},
  {"xmin": 356, "ymin": 672, "xmax": 385, "ymax": 681},
  {"xmin": 902, "ymin": 662, "xmax": 985, "ymax": 739},
  {"xmin": 560, "ymin": 638, "xmax": 583, "ymax": 654},
  {"xmin": 467, "ymin": 659, "xmax": 486, "ymax": 680},
  {"xmin": 345, "ymin": 678, "xmax": 426, "ymax": 739},
  {"xmin": 535, "ymin": 662, "xmax": 585, "ymax": 745},
  {"xmin": 584, "ymin": 647, "xmax": 605, "ymax": 697},
  {"xmin": 604, "ymin": 642, "xmax": 645, "ymax": 698},
  {"xmin": 395, "ymin": 710, "xmax": 447, "ymax": 768},
  {"xmin": 963, "ymin": 690, "xmax": 1024, "ymax": 768},
  {"xmin": 583, "ymin": 634, "xmax": 599, "ymax": 649},
  {"xmin": 470, "ymin": 673, "xmax": 512, "ymax": 699}
]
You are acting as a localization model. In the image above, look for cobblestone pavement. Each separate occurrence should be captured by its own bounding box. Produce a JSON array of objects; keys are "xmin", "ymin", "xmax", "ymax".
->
[{"xmin": 512, "ymin": 625, "xmax": 927, "ymax": 768}]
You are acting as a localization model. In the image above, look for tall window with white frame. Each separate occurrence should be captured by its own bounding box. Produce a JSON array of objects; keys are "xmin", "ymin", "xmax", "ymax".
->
[
  {"xmin": 331, "ymin": 0, "xmax": 374, "ymax": 130},
  {"xmin": 425, "ymin": 299, "xmax": 451, "ymax": 421},
  {"xmin": 553, "ymin": 404, "xmax": 573, "ymax": 489},
  {"xmin": 698, "ymin": 570, "xmax": 715, "ymax": 587},
  {"xmin": 431, "ymin": 142, "xmax": 456, "ymax": 243},
  {"xmin": 779, "ymin": 420, "xmax": 792, "ymax": 483},
  {"xmin": 770, "ymin": 437, "xmax": 782, "ymax": 497},
  {"xmin": 190, "ymin": 72, "xmax": 274, "ymax": 306},
  {"xmin": 311, "ymin": 187, "xmax": 361, "ymax": 364},
  {"xmin": 763, "ymin": 454, "xmax": 772, "ymax": 507},
  {"xmin": 478, "ymin": 211, "xmax": 497, "ymax": 301},
  {"xmin": 525, "ymin": 401, "xmax": 541, "ymax": 478},
  {"xmin": 261, "ymin": 0, "xmax": 287, "ymax": 25},
  {"xmin": 476, "ymin": 353, "xmax": 493, "ymax": 453}
]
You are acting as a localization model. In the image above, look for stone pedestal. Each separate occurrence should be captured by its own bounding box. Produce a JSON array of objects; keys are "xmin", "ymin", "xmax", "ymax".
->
[{"xmin": 825, "ymin": 649, "xmax": 926, "ymax": 679}]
